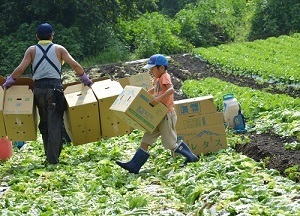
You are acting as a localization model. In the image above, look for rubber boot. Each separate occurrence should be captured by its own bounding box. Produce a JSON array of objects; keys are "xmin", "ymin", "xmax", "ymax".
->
[
  {"xmin": 174, "ymin": 141, "xmax": 198, "ymax": 166},
  {"xmin": 116, "ymin": 148, "xmax": 150, "ymax": 174}
]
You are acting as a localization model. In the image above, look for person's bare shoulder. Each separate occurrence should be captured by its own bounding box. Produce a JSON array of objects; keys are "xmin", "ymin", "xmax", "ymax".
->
[
  {"xmin": 53, "ymin": 44, "xmax": 68, "ymax": 61},
  {"xmin": 55, "ymin": 44, "xmax": 69, "ymax": 56},
  {"xmin": 25, "ymin": 45, "xmax": 36, "ymax": 61},
  {"xmin": 27, "ymin": 45, "xmax": 36, "ymax": 53},
  {"xmin": 55, "ymin": 44, "xmax": 66, "ymax": 51}
]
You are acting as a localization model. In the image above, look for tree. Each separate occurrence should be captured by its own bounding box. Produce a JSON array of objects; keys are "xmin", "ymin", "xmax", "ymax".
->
[
  {"xmin": 0, "ymin": 0, "xmax": 157, "ymax": 74},
  {"xmin": 117, "ymin": 12, "xmax": 192, "ymax": 58},
  {"xmin": 176, "ymin": 0, "xmax": 248, "ymax": 47},
  {"xmin": 249, "ymin": 0, "xmax": 300, "ymax": 40}
]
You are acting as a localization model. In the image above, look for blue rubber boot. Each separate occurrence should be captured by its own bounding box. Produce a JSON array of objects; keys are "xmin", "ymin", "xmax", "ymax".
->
[
  {"xmin": 116, "ymin": 148, "xmax": 150, "ymax": 174},
  {"xmin": 174, "ymin": 141, "xmax": 198, "ymax": 166}
]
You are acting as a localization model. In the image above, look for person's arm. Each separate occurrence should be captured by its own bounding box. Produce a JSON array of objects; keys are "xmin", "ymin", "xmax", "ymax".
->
[
  {"xmin": 148, "ymin": 87, "xmax": 154, "ymax": 95},
  {"xmin": 150, "ymin": 84, "xmax": 174, "ymax": 106},
  {"xmin": 11, "ymin": 46, "xmax": 34, "ymax": 79},
  {"xmin": 2, "ymin": 46, "xmax": 34, "ymax": 89},
  {"xmin": 58, "ymin": 45, "xmax": 85, "ymax": 76},
  {"xmin": 58, "ymin": 45, "xmax": 92, "ymax": 86}
]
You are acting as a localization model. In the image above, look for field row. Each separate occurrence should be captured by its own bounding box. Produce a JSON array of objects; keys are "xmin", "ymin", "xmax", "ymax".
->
[
  {"xmin": 194, "ymin": 33, "xmax": 300, "ymax": 85},
  {"xmin": 1, "ymin": 130, "xmax": 300, "ymax": 215},
  {"xmin": 182, "ymin": 77, "xmax": 300, "ymax": 141},
  {"xmin": 1, "ymin": 77, "xmax": 300, "ymax": 214}
]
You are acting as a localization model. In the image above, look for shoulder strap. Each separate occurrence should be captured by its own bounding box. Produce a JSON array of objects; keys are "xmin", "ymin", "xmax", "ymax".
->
[{"xmin": 33, "ymin": 43, "xmax": 61, "ymax": 76}]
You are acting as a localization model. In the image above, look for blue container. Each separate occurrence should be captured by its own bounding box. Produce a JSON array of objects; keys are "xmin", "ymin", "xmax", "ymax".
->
[{"xmin": 14, "ymin": 141, "xmax": 25, "ymax": 149}]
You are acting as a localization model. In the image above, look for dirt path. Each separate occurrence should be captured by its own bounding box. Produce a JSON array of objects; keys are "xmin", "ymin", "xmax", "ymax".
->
[{"xmin": 84, "ymin": 53, "xmax": 300, "ymax": 181}]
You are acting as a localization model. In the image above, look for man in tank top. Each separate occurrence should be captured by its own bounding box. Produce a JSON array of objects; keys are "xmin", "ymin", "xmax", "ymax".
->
[{"xmin": 2, "ymin": 23, "xmax": 93, "ymax": 164}]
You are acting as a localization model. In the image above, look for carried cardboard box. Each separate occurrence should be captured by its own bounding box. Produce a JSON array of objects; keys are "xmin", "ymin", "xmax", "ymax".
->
[
  {"xmin": 118, "ymin": 72, "xmax": 152, "ymax": 91},
  {"xmin": 3, "ymin": 78, "xmax": 37, "ymax": 141},
  {"xmin": 92, "ymin": 79, "xmax": 132, "ymax": 139},
  {"xmin": 0, "ymin": 76, "xmax": 7, "ymax": 138},
  {"xmin": 110, "ymin": 86, "xmax": 168, "ymax": 133},
  {"xmin": 63, "ymin": 83, "xmax": 101, "ymax": 145}
]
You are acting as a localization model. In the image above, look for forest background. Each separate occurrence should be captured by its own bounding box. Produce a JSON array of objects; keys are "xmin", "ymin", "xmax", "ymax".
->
[{"xmin": 0, "ymin": 0, "xmax": 299, "ymax": 75}]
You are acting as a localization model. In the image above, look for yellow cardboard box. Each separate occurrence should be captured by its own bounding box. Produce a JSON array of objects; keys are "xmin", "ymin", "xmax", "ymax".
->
[
  {"xmin": 118, "ymin": 72, "xmax": 152, "ymax": 91},
  {"xmin": 64, "ymin": 83, "xmax": 101, "ymax": 145},
  {"xmin": 92, "ymin": 79, "xmax": 132, "ymax": 139},
  {"xmin": 3, "ymin": 78, "xmax": 37, "ymax": 141},
  {"xmin": 110, "ymin": 86, "xmax": 168, "ymax": 133},
  {"xmin": 177, "ymin": 124, "xmax": 227, "ymax": 155},
  {"xmin": 174, "ymin": 95, "xmax": 217, "ymax": 119},
  {"xmin": 175, "ymin": 112, "xmax": 224, "ymax": 131}
]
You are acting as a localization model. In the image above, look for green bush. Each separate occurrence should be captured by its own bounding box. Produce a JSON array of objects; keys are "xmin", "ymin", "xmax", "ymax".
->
[
  {"xmin": 0, "ymin": 23, "xmax": 113, "ymax": 75},
  {"xmin": 0, "ymin": 23, "xmax": 37, "ymax": 75},
  {"xmin": 117, "ymin": 12, "xmax": 193, "ymax": 58},
  {"xmin": 81, "ymin": 36, "xmax": 130, "ymax": 66},
  {"xmin": 175, "ymin": 0, "xmax": 249, "ymax": 47}
]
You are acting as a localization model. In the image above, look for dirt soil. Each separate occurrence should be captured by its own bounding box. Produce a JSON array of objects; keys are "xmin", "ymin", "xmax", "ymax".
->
[{"xmin": 81, "ymin": 53, "xmax": 300, "ymax": 181}]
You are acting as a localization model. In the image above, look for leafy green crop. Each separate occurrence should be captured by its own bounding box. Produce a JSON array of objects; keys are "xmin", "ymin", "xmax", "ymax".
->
[
  {"xmin": 1, "ymin": 130, "xmax": 300, "ymax": 215},
  {"xmin": 193, "ymin": 33, "xmax": 300, "ymax": 85},
  {"xmin": 182, "ymin": 78, "xmax": 300, "ymax": 139}
]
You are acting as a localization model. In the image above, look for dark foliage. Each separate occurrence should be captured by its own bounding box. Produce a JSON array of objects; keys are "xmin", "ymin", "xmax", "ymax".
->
[{"xmin": 249, "ymin": 0, "xmax": 300, "ymax": 40}]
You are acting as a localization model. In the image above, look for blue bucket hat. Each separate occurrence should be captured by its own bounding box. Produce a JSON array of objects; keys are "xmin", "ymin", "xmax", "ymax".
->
[
  {"xmin": 36, "ymin": 23, "xmax": 53, "ymax": 35},
  {"xmin": 143, "ymin": 54, "xmax": 168, "ymax": 69}
]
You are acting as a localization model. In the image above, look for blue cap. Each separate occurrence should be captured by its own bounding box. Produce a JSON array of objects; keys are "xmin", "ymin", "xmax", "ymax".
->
[
  {"xmin": 36, "ymin": 23, "xmax": 53, "ymax": 35},
  {"xmin": 143, "ymin": 54, "xmax": 168, "ymax": 69}
]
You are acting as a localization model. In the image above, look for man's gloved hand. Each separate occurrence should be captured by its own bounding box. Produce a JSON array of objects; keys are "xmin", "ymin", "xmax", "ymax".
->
[
  {"xmin": 2, "ymin": 75, "xmax": 15, "ymax": 89},
  {"xmin": 79, "ymin": 72, "xmax": 93, "ymax": 87}
]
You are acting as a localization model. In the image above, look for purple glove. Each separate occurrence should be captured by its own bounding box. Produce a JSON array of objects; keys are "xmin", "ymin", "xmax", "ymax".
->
[
  {"xmin": 79, "ymin": 72, "xmax": 93, "ymax": 87},
  {"xmin": 2, "ymin": 75, "xmax": 15, "ymax": 89}
]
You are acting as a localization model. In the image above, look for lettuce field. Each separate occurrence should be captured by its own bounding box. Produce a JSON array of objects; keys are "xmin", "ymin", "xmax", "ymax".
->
[{"xmin": 1, "ymin": 34, "xmax": 300, "ymax": 215}]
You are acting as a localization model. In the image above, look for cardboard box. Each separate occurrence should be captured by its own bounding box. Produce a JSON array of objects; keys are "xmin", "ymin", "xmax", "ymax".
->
[
  {"xmin": 63, "ymin": 77, "xmax": 109, "ymax": 90},
  {"xmin": 118, "ymin": 73, "xmax": 152, "ymax": 91},
  {"xmin": 64, "ymin": 83, "xmax": 101, "ymax": 145},
  {"xmin": 177, "ymin": 124, "xmax": 227, "ymax": 155},
  {"xmin": 0, "ymin": 76, "xmax": 7, "ymax": 138},
  {"xmin": 110, "ymin": 86, "xmax": 168, "ymax": 133},
  {"xmin": 92, "ymin": 79, "xmax": 132, "ymax": 139},
  {"xmin": 175, "ymin": 112, "xmax": 224, "ymax": 131},
  {"xmin": 174, "ymin": 95, "xmax": 217, "ymax": 118},
  {"xmin": 3, "ymin": 78, "xmax": 37, "ymax": 141}
]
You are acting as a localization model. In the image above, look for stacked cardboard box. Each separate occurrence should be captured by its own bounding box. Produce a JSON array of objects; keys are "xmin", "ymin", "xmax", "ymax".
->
[
  {"xmin": 110, "ymin": 85, "xmax": 168, "ymax": 133},
  {"xmin": 118, "ymin": 72, "xmax": 152, "ymax": 91},
  {"xmin": 92, "ymin": 79, "xmax": 132, "ymax": 139},
  {"xmin": 174, "ymin": 95, "xmax": 227, "ymax": 155}
]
